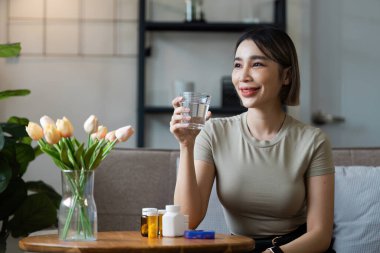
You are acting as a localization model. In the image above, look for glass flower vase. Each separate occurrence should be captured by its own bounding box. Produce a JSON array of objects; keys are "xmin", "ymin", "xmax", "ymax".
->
[{"xmin": 58, "ymin": 170, "xmax": 97, "ymax": 241}]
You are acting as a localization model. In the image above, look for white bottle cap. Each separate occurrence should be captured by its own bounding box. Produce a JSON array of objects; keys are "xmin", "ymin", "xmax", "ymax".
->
[
  {"xmin": 146, "ymin": 210, "xmax": 158, "ymax": 216},
  {"xmin": 158, "ymin": 209, "xmax": 166, "ymax": 215},
  {"xmin": 142, "ymin": 208, "xmax": 157, "ymax": 215},
  {"xmin": 165, "ymin": 205, "xmax": 180, "ymax": 212}
]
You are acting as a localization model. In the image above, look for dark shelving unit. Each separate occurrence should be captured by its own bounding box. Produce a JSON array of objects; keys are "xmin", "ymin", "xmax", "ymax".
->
[
  {"xmin": 137, "ymin": 0, "xmax": 286, "ymax": 147},
  {"xmin": 145, "ymin": 22, "xmax": 274, "ymax": 32}
]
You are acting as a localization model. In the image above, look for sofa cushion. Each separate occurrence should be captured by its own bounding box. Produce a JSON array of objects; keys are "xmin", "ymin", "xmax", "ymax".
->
[{"xmin": 333, "ymin": 166, "xmax": 380, "ymax": 253}]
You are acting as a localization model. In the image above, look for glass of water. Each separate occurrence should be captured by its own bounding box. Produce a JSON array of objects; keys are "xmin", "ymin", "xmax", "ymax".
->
[{"xmin": 180, "ymin": 92, "xmax": 211, "ymax": 130}]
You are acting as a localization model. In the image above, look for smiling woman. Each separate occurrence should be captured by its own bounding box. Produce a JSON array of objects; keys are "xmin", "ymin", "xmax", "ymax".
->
[{"xmin": 170, "ymin": 25, "xmax": 335, "ymax": 253}]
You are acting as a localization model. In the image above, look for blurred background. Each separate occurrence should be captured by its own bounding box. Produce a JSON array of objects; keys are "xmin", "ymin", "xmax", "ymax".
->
[{"xmin": 0, "ymin": 1, "xmax": 379, "ymax": 251}]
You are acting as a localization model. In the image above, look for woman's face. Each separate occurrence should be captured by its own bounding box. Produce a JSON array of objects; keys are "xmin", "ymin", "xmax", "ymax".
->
[{"xmin": 232, "ymin": 39, "xmax": 289, "ymax": 110}]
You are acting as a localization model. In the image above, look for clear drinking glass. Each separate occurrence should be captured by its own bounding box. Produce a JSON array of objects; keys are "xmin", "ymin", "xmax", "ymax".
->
[{"xmin": 180, "ymin": 92, "xmax": 211, "ymax": 129}]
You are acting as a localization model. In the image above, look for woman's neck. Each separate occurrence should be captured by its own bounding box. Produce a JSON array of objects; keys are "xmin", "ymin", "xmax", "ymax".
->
[{"xmin": 246, "ymin": 107, "xmax": 286, "ymax": 141}]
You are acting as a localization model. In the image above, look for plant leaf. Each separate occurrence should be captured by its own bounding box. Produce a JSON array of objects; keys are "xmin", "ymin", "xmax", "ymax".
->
[
  {"xmin": 15, "ymin": 143, "xmax": 35, "ymax": 176},
  {"xmin": 63, "ymin": 139, "xmax": 78, "ymax": 169},
  {"xmin": 58, "ymin": 142, "xmax": 71, "ymax": 167},
  {"xmin": 89, "ymin": 149, "xmax": 103, "ymax": 170},
  {"xmin": 0, "ymin": 43, "xmax": 21, "ymax": 58},
  {"xmin": 0, "ymin": 89, "xmax": 30, "ymax": 100},
  {"xmin": 0, "ymin": 178, "xmax": 27, "ymax": 220},
  {"xmin": 83, "ymin": 142, "xmax": 98, "ymax": 169},
  {"xmin": 0, "ymin": 157, "xmax": 12, "ymax": 194},
  {"xmin": 7, "ymin": 116, "xmax": 29, "ymax": 126},
  {"xmin": 40, "ymin": 146, "xmax": 60, "ymax": 161},
  {"xmin": 0, "ymin": 122, "xmax": 28, "ymax": 139},
  {"xmin": 0, "ymin": 125, "xmax": 4, "ymax": 151},
  {"xmin": 9, "ymin": 193, "xmax": 57, "ymax": 237},
  {"xmin": 34, "ymin": 145, "xmax": 42, "ymax": 157},
  {"xmin": 25, "ymin": 181, "xmax": 61, "ymax": 209},
  {"xmin": 75, "ymin": 143, "xmax": 84, "ymax": 167}
]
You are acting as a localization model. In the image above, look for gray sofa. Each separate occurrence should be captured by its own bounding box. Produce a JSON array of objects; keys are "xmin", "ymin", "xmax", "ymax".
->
[{"xmin": 95, "ymin": 148, "xmax": 380, "ymax": 252}]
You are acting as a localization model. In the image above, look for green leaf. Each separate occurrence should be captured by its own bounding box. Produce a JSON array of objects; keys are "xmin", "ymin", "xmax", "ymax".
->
[
  {"xmin": 83, "ymin": 142, "xmax": 98, "ymax": 169},
  {"xmin": 89, "ymin": 149, "xmax": 103, "ymax": 170},
  {"xmin": 0, "ymin": 157, "xmax": 12, "ymax": 194},
  {"xmin": 40, "ymin": 146, "xmax": 60, "ymax": 161},
  {"xmin": 58, "ymin": 142, "xmax": 71, "ymax": 167},
  {"xmin": 0, "ymin": 89, "xmax": 30, "ymax": 100},
  {"xmin": 0, "ymin": 125, "xmax": 4, "ymax": 151},
  {"xmin": 0, "ymin": 43, "xmax": 21, "ymax": 58},
  {"xmin": 63, "ymin": 139, "xmax": 78, "ymax": 169},
  {"xmin": 25, "ymin": 181, "xmax": 61, "ymax": 209},
  {"xmin": 0, "ymin": 122, "xmax": 28, "ymax": 139},
  {"xmin": 0, "ymin": 178, "xmax": 27, "ymax": 220},
  {"xmin": 75, "ymin": 143, "xmax": 84, "ymax": 168},
  {"xmin": 34, "ymin": 145, "xmax": 42, "ymax": 157},
  {"xmin": 7, "ymin": 116, "xmax": 29, "ymax": 126},
  {"xmin": 40, "ymin": 145, "xmax": 71, "ymax": 170},
  {"xmin": 15, "ymin": 143, "xmax": 35, "ymax": 176},
  {"xmin": 9, "ymin": 193, "xmax": 57, "ymax": 237}
]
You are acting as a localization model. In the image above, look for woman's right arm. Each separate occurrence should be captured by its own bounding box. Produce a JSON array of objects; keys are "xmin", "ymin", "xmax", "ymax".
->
[{"xmin": 170, "ymin": 96, "xmax": 215, "ymax": 229}]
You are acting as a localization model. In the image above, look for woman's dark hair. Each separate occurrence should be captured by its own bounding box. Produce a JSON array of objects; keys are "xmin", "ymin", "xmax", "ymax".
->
[{"xmin": 235, "ymin": 26, "xmax": 300, "ymax": 106}]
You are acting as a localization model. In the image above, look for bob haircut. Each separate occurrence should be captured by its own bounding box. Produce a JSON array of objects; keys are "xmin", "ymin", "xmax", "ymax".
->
[{"xmin": 235, "ymin": 26, "xmax": 300, "ymax": 106}]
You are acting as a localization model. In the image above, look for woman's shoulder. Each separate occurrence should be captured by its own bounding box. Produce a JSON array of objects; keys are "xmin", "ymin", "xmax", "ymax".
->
[
  {"xmin": 286, "ymin": 115, "xmax": 328, "ymax": 140},
  {"xmin": 206, "ymin": 113, "xmax": 244, "ymax": 128}
]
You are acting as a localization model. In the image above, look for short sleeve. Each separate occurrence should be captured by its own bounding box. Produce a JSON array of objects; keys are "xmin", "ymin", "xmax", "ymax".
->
[
  {"xmin": 306, "ymin": 130, "xmax": 335, "ymax": 177},
  {"xmin": 194, "ymin": 120, "xmax": 215, "ymax": 165}
]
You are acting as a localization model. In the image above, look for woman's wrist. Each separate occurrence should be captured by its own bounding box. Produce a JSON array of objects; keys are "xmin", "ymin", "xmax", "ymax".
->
[
  {"xmin": 267, "ymin": 246, "xmax": 284, "ymax": 253},
  {"xmin": 179, "ymin": 140, "xmax": 195, "ymax": 150}
]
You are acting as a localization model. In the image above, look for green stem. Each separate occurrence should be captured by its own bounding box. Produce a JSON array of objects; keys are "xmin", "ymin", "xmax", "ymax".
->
[
  {"xmin": 61, "ymin": 171, "xmax": 94, "ymax": 240},
  {"xmin": 102, "ymin": 140, "xmax": 117, "ymax": 160}
]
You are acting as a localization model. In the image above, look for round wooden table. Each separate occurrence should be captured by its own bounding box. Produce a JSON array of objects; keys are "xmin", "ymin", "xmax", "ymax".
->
[{"xmin": 19, "ymin": 231, "xmax": 255, "ymax": 253}]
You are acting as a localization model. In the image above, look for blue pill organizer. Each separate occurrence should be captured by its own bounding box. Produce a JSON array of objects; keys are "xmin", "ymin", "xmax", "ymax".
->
[{"xmin": 184, "ymin": 230, "xmax": 215, "ymax": 239}]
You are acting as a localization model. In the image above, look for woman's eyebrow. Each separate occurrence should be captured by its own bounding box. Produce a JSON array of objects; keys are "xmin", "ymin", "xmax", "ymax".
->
[{"xmin": 234, "ymin": 55, "xmax": 269, "ymax": 61}]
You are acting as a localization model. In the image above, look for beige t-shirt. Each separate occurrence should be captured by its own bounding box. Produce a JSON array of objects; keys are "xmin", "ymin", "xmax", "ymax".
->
[{"xmin": 195, "ymin": 113, "xmax": 335, "ymax": 238}]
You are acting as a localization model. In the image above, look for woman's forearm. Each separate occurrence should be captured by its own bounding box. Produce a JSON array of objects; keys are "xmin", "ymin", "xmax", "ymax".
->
[
  {"xmin": 278, "ymin": 228, "xmax": 332, "ymax": 253},
  {"xmin": 174, "ymin": 143, "xmax": 204, "ymax": 228}
]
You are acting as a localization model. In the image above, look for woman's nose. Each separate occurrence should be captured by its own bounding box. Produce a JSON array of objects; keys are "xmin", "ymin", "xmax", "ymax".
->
[{"xmin": 239, "ymin": 66, "xmax": 252, "ymax": 82}]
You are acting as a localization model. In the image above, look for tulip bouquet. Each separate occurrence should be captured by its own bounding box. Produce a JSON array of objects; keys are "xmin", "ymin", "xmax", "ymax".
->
[{"xmin": 26, "ymin": 115, "xmax": 134, "ymax": 241}]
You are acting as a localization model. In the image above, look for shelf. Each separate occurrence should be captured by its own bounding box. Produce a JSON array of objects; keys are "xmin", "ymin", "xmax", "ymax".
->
[
  {"xmin": 137, "ymin": 0, "xmax": 286, "ymax": 147},
  {"xmin": 145, "ymin": 21, "xmax": 274, "ymax": 32},
  {"xmin": 144, "ymin": 106, "xmax": 246, "ymax": 115}
]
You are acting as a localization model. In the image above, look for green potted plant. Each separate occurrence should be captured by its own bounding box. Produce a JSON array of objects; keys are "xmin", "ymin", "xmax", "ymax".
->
[{"xmin": 0, "ymin": 43, "xmax": 61, "ymax": 253}]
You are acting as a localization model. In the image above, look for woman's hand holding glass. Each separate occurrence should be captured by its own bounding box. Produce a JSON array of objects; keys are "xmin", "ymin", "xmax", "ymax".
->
[{"xmin": 170, "ymin": 96, "xmax": 211, "ymax": 146}]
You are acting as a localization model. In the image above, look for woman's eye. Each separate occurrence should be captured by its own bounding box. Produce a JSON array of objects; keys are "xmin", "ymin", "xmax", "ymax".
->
[
  {"xmin": 252, "ymin": 62, "xmax": 263, "ymax": 67},
  {"xmin": 233, "ymin": 62, "xmax": 241, "ymax": 68}
]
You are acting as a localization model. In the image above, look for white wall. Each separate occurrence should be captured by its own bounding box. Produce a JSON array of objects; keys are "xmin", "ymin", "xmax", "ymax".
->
[
  {"xmin": 1, "ymin": 0, "xmax": 301, "ymax": 190},
  {"xmin": 0, "ymin": 0, "xmax": 138, "ymax": 197},
  {"xmin": 309, "ymin": 0, "xmax": 380, "ymax": 147}
]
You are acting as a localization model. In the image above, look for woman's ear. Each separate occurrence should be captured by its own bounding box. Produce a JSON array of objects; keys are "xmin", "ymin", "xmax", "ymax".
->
[{"xmin": 282, "ymin": 67, "xmax": 291, "ymax": 85}]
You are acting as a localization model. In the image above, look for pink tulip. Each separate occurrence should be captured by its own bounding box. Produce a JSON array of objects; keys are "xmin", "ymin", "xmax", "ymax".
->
[
  {"xmin": 56, "ymin": 117, "xmax": 74, "ymax": 138},
  {"xmin": 90, "ymin": 132, "xmax": 97, "ymax": 140},
  {"xmin": 25, "ymin": 122, "xmax": 43, "ymax": 141},
  {"xmin": 94, "ymin": 125, "xmax": 108, "ymax": 140},
  {"xmin": 115, "ymin": 126, "xmax": 134, "ymax": 142},
  {"xmin": 83, "ymin": 115, "xmax": 99, "ymax": 134},
  {"xmin": 105, "ymin": 131, "xmax": 117, "ymax": 142},
  {"xmin": 44, "ymin": 124, "xmax": 61, "ymax": 144},
  {"xmin": 40, "ymin": 115, "xmax": 55, "ymax": 130}
]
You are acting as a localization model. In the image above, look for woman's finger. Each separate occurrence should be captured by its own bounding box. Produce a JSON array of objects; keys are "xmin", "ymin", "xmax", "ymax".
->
[
  {"xmin": 206, "ymin": 111, "xmax": 212, "ymax": 120},
  {"xmin": 171, "ymin": 96, "xmax": 183, "ymax": 108}
]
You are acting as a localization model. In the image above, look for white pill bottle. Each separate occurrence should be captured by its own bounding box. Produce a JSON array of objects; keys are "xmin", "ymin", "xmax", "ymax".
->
[{"xmin": 162, "ymin": 205, "xmax": 185, "ymax": 237}]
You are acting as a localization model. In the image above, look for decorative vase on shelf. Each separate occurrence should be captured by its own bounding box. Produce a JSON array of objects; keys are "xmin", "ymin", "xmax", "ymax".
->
[{"xmin": 58, "ymin": 170, "xmax": 97, "ymax": 241}]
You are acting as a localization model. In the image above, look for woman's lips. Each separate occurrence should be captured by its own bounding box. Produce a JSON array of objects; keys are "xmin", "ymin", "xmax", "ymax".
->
[{"xmin": 239, "ymin": 87, "xmax": 261, "ymax": 97}]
